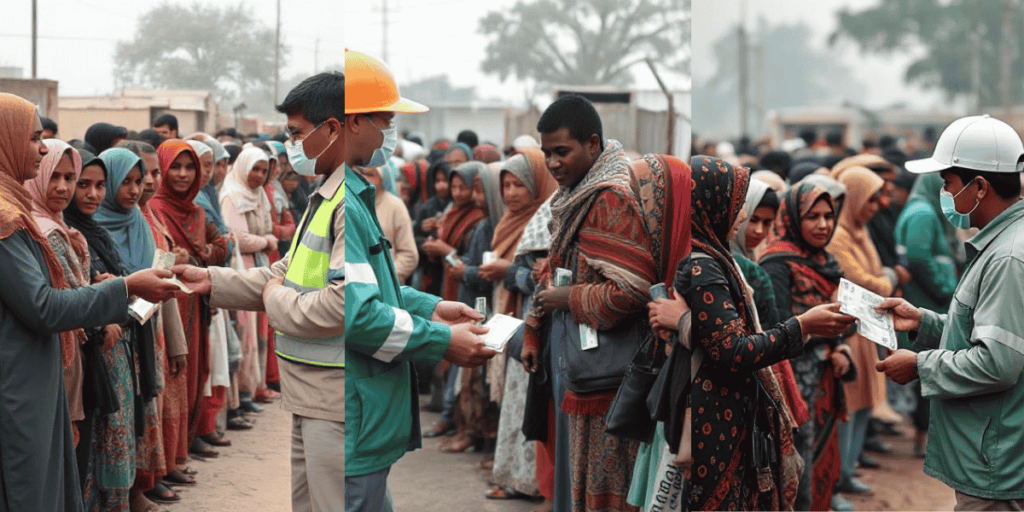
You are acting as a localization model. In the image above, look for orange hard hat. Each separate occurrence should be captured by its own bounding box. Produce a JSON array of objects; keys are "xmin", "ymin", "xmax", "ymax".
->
[{"xmin": 345, "ymin": 49, "xmax": 428, "ymax": 114}]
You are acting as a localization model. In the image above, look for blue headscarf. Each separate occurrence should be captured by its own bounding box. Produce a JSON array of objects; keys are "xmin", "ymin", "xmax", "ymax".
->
[{"xmin": 95, "ymin": 148, "xmax": 157, "ymax": 272}]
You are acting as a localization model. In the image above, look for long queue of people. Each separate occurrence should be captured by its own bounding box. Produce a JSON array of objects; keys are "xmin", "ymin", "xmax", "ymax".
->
[
  {"xmin": 348, "ymin": 50, "xmax": 1024, "ymax": 512},
  {"xmin": 0, "ymin": 92, "xmax": 326, "ymax": 512}
]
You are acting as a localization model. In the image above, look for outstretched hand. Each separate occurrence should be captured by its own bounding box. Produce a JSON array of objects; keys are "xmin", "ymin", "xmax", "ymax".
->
[
  {"xmin": 171, "ymin": 265, "xmax": 211, "ymax": 295},
  {"xmin": 125, "ymin": 269, "xmax": 180, "ymax": 303},
  {"xmin": 874, "ymin": 298, "xmax": 922, "ymax": 332}
]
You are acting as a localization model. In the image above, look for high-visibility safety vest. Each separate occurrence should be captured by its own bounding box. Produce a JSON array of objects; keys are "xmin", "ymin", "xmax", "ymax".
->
[{"xmin": 274, "ymin": 185, "xmax": 344, "ymax": 368}]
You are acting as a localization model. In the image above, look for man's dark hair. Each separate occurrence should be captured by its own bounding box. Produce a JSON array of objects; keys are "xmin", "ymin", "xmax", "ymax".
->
[
  {"xmin": 945, "ymin": 164, "xmax": 1022, "ymax": 200},
  {"xmin": 133, "ymin": 129, "xmax": 163, "ymax": 149},
  {"xmin": 271, "ymin": 131, "xmax": 289, "ymax": 143},
  {"xmin": 759, "ymin": 151, "xmax": 792, "ymax": 180},
  {"xmin": 798, "ymin": 128, "xmax": 817, "ymax": 146},
  {"xmin": 456, "ymin": 130, "xmax": 478, "ymax": 149},
  {"xmin": 154, "ymin": 113, "xmax": 178, "ymax": 131},
  {"xmin": 923, "ymin": 126, "xmax": 937, "ymax": 143},
  {"xmin": 277, "ymin": 72, "xmax": 345, "ymax": 125},
  {"xmin": 862, "ymin": 138, "xmax": 878, "ymax": 151},
  {"xmin": 116, "ymin": 139, "xmax": 157, "ymax": 156},
  {"xmin": 879, "ymin": 134, "xmax": 897, "ymax": 150},
  {"xmin": 225, "ymin": 144, "xmax": 242, "ymax": 165},
  {"xmin": 41, "ymin": 117, "xmax": 57, "ymax": 135},
  {"xmin": 825, "ymin": 130, "xmax": 843, "ymax": 146},
  {"xmin": 536, "ymin": 94, "xmax": 604, "ymax": 151}
]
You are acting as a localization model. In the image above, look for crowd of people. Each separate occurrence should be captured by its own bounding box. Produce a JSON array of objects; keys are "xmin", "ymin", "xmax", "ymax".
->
[
  {"xmin": 0, "ymin": 71, "xmax": 344, "ymax": 512},
  {"xmin": 345, "ymin": 48, "xmax": 1024, "ymax": 512}
]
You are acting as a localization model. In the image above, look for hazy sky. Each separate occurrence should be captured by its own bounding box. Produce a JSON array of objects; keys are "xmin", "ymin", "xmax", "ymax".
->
[
  {"xmin": 343, "ymin": 0, "xmax": 690, "ymax": 106},
  {"xmin": 2, "ymin": 0, "xmax": 344, "ymax": 96},
  {"xmin": 692, "ymin": 0, "xmax": 953, "ymax": 111}
]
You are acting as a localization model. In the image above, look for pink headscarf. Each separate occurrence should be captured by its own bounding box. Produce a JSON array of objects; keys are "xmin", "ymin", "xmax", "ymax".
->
[{"xmin": 23, "ymin": 139, "xmax": 91, "ymax": 265}]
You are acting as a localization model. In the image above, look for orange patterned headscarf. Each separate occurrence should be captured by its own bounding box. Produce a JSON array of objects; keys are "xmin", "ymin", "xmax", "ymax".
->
[{"xmin": 0, "ymin": 93, "xmax": 76, "ymax": 368}]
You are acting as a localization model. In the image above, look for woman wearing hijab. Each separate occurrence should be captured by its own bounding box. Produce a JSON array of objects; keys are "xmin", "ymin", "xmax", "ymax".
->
[
  {"xmin": 120, "ymin": 139, "xmax": 195, "ymax": 503},
  {"xmin": 149, "ymin": 139, "xmax": 228, "ymax": 462},
  {"xmin": 424, "ymin": 161, "xmax": 497, "ymax": 453},
  {"xmin": 184, "ymin": 138, "xmax": 244, "ymax": 446},
  {"xmin": 412, "ymin": 160, "xmax": 452, "ymax": 295},
  {"xmin": 759, "ymin": 181, "xmax": 854, "ymax": 511},
  {"xmin": 473, "ymin": 143, "xmax": 502, "ymax": 164},
  {"xmin": 84, "ymin": 122, "xmax": 129, "ymax": 154},
  {"xmin": 25, "ymin": 139, "xmax": 91, "ymax": 442},
  {"xmin": 827, "ymin": 167, "xmax": 907, "ymax": 497},
  {"xmin": 422, "ymin": 161, "xmax": 488, "ymax": 302},
  {"xmin": 60, "ymin": 146, "xmax": 166, "ymax": 510},
  {"xmin": 685, "ymin": 156, "xmax": 855, "ymax": 511},
  {"xmin": 95, "ymin": 147, "xmax": 186, "ymax": 508},
  {"xmin": 262, "ymin": 140, "xmax": 296, "ymax": 263},
  {"xmin": 620, "ymin": 154, "xmax": 692, "ymax": 512},
  {"xmin": 445, "ymin": 142, "xmax": 473, "ymax": 166},
  {"xmin": 220, "ymin": 147, "xmax": 278, "ymax": 410},
  {"xmin": 0, "ymin": 93, "xmax": 175, "ymax": 512},
  {"xmin": 487, "ymin": 148, "xmax": 559, "ymax": 502},
  {"xmin": 893, "ymin": 172, "xmax": 959, "ymax": 457}
]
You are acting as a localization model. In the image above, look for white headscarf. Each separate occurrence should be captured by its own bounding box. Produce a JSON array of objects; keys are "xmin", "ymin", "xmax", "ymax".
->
[{"xmin": 219, "ymin": 146, "xmax": 271, "ymax": 221}]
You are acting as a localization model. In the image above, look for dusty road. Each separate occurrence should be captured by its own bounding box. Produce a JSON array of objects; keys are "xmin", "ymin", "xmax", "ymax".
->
[
  {"xmin": 390, "ymin": 397, "xmax": 956, "ymax": 512},
  {"xmin": 166, "ymin": 402, "xmax": 292, "ymax": 512},
  {"xmin": 389, "ymin": 396, "xmax": 541, "ymax": 512}
]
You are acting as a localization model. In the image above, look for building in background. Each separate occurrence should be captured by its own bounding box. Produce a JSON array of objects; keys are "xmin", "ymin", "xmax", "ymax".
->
[{"xmin": 59, "ymin": 88, "xmax": 220, "ymax": 141}]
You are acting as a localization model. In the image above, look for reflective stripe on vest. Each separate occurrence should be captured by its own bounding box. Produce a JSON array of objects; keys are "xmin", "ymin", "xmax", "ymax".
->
[{"xmin": 276, "ymin": 185, "xmax": 345, "ymax": 368}]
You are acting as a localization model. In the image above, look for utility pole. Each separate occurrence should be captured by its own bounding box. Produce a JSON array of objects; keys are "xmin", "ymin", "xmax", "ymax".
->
[
  {"xmin": 737, "ymin": 25, "xmax": 749, "ymax": 137},
  {"xmin": 31, "ymin": 0, "xmax": 37, "ymax": 78},
  {"xmin": 382, "ymin": 0, "xmax": 390, "ymax": 63},
  {"xmin": 274, "ymin": 0, "xmax": 281, "ymax": 106},
  {"xmin": 314, "ymin": 38, "xmax": 320, "ymax": 74},
  {"xmin": 646, "ymin": 58, "xmax": 675, "ymax": 155},
  {"xmin": 1000, "ymin": 0, "xmax": 1015, "ymax": 118},
  {"xmin": 970, "ymin": 25, "xmax": 982, "ymax": 115}
]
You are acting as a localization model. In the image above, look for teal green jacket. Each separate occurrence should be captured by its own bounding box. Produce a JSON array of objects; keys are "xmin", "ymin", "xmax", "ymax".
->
[
  {"xmin": 345, "ymin": 164, "xmax": 451, "ymax": 477},
  {"xmin": 912, "ymin": 199, "xmax": 1024, "ymax": 500}
]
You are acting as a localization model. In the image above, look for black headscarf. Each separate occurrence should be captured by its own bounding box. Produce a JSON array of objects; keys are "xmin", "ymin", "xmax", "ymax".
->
[
  {"xmin": 64, "ymin": 149, "xmax": 158, "ymax": 419},
  {"xmin": 63, "ymin": 151, "xmax": 125, "ymax": 277},
  {"xmin": 84, "ymin": 123, "xmax": 128, "ymax": 154}
]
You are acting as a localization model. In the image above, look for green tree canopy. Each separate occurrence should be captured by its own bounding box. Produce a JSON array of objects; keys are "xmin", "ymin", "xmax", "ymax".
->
[
  {"xmin": 830, "ymin": 0, "xmax": 1024, "ymax": 107},
  {"xmin": 115, "ymin": 4, "xmax": 285, "ymax": 104},
  {"xmin": 478, "ymin": 0, "xmax": 689, "ymax": 88}
]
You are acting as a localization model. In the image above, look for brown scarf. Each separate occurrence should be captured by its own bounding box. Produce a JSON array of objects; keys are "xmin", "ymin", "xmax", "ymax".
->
[{"xmin": 0, "ymin": 93, "xmax": 76, "ymax": 369}]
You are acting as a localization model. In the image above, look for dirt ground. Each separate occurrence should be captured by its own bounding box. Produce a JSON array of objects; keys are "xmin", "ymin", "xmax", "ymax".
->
[
  {"xmin": 836, "ymin": 416, "xmax": 956, "ymax": 512},
  {"xmin": 165, "ymin": 402, "xmax": 292, "ymax": 512},
  {"xmin": 390, "ymin": 397, "xmax": 956, "ymax": 512}
]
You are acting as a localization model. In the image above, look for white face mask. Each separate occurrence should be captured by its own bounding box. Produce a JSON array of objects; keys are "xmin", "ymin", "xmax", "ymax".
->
[
  {"xmin": 365, "ymin": 116, "xmax": 398, "ymax": 168},
  {"xmin": 286, "ymin": 122, "xmax": 336, "ymax": 176}
]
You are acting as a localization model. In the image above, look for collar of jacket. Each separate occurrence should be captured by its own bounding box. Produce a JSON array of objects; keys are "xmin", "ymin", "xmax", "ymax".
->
[
  {"xmin": 966, "ymin": 199, "xmax": 1024, "ymax": 263},
  {"xmin": 345, "ymin": 163, "xmax": 376, "ymax": 208}
]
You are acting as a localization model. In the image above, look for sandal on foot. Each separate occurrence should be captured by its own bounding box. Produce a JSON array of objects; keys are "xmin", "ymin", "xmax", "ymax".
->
[
  {"xmin": 163, "ymin": 469, "xmax": 197, "ymax": 486},
  {"xmin": 143, "ymin": 483, "xmax": 180, "ymax": 504},
  {"xmin": 485, "ymin": 488, "xmax": 531, "ymax": 500}
]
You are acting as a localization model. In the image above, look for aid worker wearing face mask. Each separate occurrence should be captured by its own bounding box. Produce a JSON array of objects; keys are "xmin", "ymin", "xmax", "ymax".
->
[
  {"xmin": 172, "ymin": 72, "xmax": 346, "ymax": 511},
  {"xmin": 875, "ymin": 115, "xmax": 1024, "ymax": 510},
  {"xmin": 344, "ymin": 49, "xmax": 499, "ymax": 512}
]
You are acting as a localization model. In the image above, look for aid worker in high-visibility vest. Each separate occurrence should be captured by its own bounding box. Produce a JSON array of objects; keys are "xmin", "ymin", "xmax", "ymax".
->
[
  {"xmin": 343, "ymin": 49, "xmax": 497, "ymax": 512},
  {"xmin": 173, "ymin": 72, "xmax": 346, "ymax": 512}
]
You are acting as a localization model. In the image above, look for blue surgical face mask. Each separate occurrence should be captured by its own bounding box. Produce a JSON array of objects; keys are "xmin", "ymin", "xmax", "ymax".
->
[
  {"xmin": 286, "ymin": 122, "xmax": 336, "ymax": 176},
  {"xmin": 365, "ymin": 116, "xmax": 398, "ymax": 169},
  {"xmin": 939, "ymin": 177, "xmax": 979, "ymax": 229}
]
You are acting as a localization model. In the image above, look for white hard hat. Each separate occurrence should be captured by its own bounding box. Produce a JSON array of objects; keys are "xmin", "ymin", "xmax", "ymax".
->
[{"xmin": 906, "ymin": 115, "xmax": 1024, "ymax": 174}]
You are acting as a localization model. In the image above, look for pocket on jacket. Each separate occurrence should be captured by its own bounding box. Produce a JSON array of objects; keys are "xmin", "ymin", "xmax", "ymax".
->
[{"xmin": 350, "ymin": 364, "xmax": 412, "ymax": 462}]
